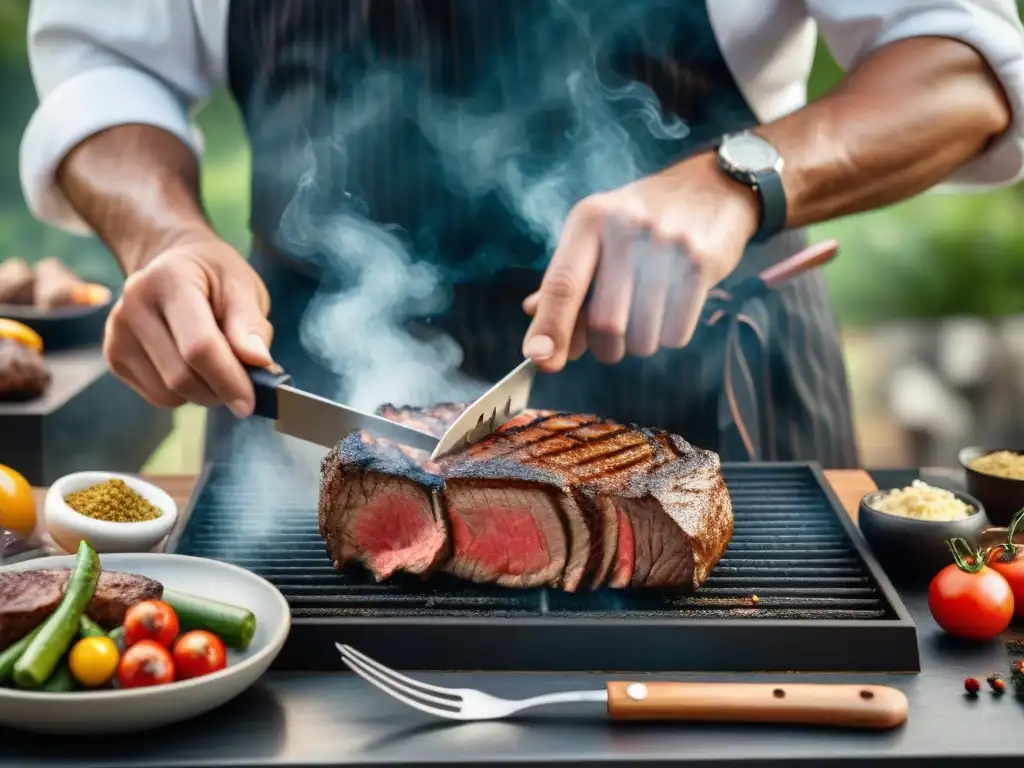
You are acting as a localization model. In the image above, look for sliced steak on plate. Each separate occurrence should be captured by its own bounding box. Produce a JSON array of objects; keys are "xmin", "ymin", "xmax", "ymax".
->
[{"xmin": 0, "ymin": 568, "xmax": 163, "ymax": 650}]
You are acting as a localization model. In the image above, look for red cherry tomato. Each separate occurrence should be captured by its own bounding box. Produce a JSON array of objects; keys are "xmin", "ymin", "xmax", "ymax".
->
[
  {"xmin": 985, "ymin": 508, "xmax": 1024, "ymax": 621},
  {"xmin": 929, "ymin": 538, "xmax": 1013, "ymax": 640},
  {"xmin": 117, "ymin": 639, "xmax": 175, "ymax": 688},
  {"xmin": 123, "ymin": 600, "xmax": 180, "ymax": 649},
  {"xmin": 172, "ymin": 630, "xmax": 227, "ymax": 680}
]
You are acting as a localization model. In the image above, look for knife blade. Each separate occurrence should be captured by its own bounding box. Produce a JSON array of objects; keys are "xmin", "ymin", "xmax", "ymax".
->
[
  {"xmin": 246, "ymin": 365, "xmax": 439, "ymax": 452},
  {"xmin": 429, "ymin": 358, "xmax": 537, "ymax": 460}
]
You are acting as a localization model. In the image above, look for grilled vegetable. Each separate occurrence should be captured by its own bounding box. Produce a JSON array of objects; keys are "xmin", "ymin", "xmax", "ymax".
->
[
  {"xmin": 929, "ymin": 538, "xmax": 1014, "ymax": 641},
  {"xmin": 172, "ymin": 630, "xmax": 227, "ymax": 680},
  {"xmin": 0, "ymin": 319, "xmax": 42, "ymax": 354},
  {"xmin": 78, "ymin": 615, "xmax": 106, "ymax": 639},
  {"xmin": 117, "ymin": 639, "xmax": 174, "ymax": 689},
  {"xmin": 12, "ymin": 540, "xmax": 101, "ymax": 688},
  {"xmin": 68, "ymin": 636, "xmax": 120, "ymax": 688},
  {"xmin": 985, "ymin": 508, "xmax": 1024, "ymax": 620},
  {"xmin": 108, "ymin": 625, "xmax": 126, "ymax": 651},
  {"xmin": 0, "ymin": 625, "xmax": 43, "ymax": 684},
  {"xmin": 123, "ymin": 599, "xmax": 179, "ymax": 649},
  {"xmin": 162, "ymin": 589, "xmax": 256, "ymax": 650},
  {"xmin": 40, "ymin": 660, "xmax": 76, "ymax": 692}
]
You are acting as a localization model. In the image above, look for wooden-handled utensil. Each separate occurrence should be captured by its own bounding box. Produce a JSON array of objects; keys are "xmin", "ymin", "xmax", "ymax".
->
[
  {"xmin": 758, "ymin": 239, "xmax": 839, "ymax": 290},
  {"xmin": 606, "ymin": 680, "xmax": 907, "ymax": 729},
  {"xmin": 337, "ymin": 644, "xmax": 908, "ymax": 729}
]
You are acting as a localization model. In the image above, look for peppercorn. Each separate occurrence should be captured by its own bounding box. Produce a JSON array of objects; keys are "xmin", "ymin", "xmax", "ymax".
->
[
  {"xmin": 1010, "ymin": 659, "xmax": 1024, "ymax": 695},
  {"xmin": 964, "ymin": 677, "xmax": 981, "ymax": 695},
  {"xmin": 987, "ymin": 674, "xmax": 1006, "ymax": 694}
]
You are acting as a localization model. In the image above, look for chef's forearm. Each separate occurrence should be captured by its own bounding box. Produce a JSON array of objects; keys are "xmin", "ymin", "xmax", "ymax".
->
[
  {"xmin": 758, "ymin": 36, "xmax": 1013, "ymax": 228},
  {"xmin": 56, "ymin": 125, "xmax": 214, "ymax": 274}
]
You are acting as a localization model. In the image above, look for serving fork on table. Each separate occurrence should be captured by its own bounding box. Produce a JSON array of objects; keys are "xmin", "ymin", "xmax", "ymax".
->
[{"xmin": 336, "ymin": 644, "xmax": 908, "ymax": 729}]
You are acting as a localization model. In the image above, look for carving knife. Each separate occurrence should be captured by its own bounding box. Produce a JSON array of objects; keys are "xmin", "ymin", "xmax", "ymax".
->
[
  {"xmin": 246, "ymin": 358, "xmax": 537, "ymax": 458},
  {"xmin": 246, "ymin": 365, "xmax": 439, "ymax": 452}
]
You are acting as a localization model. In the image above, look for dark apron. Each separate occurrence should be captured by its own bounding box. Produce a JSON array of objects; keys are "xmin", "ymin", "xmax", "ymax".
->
[{"xmin": 207, "ymin": 0, "xmax": 859, "ymax": 469}]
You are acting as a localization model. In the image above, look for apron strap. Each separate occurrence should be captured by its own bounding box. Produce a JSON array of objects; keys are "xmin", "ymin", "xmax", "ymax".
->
[{"xmin": 710, "ymin": 294, "xmax": 774, "ymax": 462}]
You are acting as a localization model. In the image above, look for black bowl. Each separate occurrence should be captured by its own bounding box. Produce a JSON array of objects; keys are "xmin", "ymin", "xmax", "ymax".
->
[
  {"xmin": 0, "ymin": 284, "xmax": 116, "ymax": 351},
  {"xmin": 959, "ymin": 446, "xmax": 1024, "ymax": 527},
  {"xmin": 859, "ymin": 487, "xmax": 990, "ymax": 586}
]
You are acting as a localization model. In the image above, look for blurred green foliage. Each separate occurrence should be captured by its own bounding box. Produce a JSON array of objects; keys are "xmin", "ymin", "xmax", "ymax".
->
[{"xmin": 1, "ymin": 2, "xmax": 1021, "ymax": 328}]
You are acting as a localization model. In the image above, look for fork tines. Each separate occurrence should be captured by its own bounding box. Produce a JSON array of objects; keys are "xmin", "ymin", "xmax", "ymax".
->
[{"xmin": 335, "ymin": 644, "xmax": 465, "ymax": 719}]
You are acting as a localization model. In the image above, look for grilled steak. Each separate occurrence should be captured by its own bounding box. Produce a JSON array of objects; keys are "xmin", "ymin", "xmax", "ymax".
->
[
  {"xmin": 0, "ymin": 339, "xmax": 50, "ymax": 402},
  {"xmin": 321, "ymin": 439, "xmax": 448, "ymax": 581},
  {"xmin": 33, "ymin": 257, "xmax": 81, "ymax": 310},
  {"xmin": 319, "ymin": 406, "xmax": 733, "ymax": 592},
  {"xmin": 0, "ymin": 569, "xmax": 163, "ymax": 650},
  {"xmin": 0, "ymin": 257, "xmax": 35, "ymax": 305}
]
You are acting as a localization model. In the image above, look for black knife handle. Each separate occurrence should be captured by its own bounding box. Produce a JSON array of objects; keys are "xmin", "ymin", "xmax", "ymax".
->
[{"xmin": 246, "ymin": 364, "xmax": 293, "ymax": 420}]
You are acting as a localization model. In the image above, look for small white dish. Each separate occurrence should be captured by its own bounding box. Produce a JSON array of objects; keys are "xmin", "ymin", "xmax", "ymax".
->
[
  {"xmin": 44, "ymin": 472, "xmax": 178, "ymax": 554},
  {"xmin": 0, "ymin": 553, "xmax": 291, "ymax": 734}
]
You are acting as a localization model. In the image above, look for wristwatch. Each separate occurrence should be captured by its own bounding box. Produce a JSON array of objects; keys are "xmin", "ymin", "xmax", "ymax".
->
[{"xmin": 715, "ymin": 131, "xmax": 787, "ymax": 243}]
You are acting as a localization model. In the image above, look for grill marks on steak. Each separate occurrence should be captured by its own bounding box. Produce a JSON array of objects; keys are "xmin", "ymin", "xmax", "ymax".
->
[
  {"xmin": 319, "ymin": 406, "xmax": 733, "ymax": 592},
  {"xmin": 451, "ymin": 413, "xmax": 721, "ymax": 588},
  {"xmin": 0, "ymin": 569, "xmax": 163, "ymax": 650}
]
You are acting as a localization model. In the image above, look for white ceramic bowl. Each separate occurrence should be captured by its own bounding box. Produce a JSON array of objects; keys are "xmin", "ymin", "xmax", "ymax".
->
[
  {"xmin": 45, "ymin": 472, "xmax": 178, "ymax": 554},
  {"xmin": 0, "ymin": 553, "xmax": 291, "ymax": 734}
]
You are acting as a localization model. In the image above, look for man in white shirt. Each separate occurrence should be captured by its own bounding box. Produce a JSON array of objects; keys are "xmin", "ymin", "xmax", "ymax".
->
[{"xmin": 20, "ymin": 0, "xmax": 1024, "ymax": 466}]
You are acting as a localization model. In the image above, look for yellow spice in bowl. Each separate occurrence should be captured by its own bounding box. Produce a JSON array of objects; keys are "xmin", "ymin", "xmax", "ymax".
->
[
  {"xmin": 871, "ymin": 480, "xmax": 974, "ymax": 522},
  {"xmin": 969, "ymin": 451, "xmax": 1024, "ymax": 480},
  {"xmin": 64, "ymin": 478, "xmax": 161, "ymax": 523}
]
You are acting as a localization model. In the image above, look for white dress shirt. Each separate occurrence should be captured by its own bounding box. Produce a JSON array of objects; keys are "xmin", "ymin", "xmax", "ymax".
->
[{"xmin": 19, "ymin": 0, "xmax": 1024, "ymax": 235}]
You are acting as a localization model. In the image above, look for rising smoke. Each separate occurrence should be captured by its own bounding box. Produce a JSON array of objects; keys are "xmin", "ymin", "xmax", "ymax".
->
[
  {"xmin": 212, "ymin": 0, "xmax": 693, "ymax": 550},
  {"xmin": 279, "ymin": 0, "xmax": 690, "ymax": 409}
]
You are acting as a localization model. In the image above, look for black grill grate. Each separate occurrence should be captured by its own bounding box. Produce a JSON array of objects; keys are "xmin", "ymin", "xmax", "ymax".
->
[{"xmin": 169, "ymin": 462, "xmax": 920, "ymax": 672}]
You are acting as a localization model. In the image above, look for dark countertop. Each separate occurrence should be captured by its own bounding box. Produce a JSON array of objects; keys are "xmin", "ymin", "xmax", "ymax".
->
[{"xmin": 8, "ymin": 466, "xmax": 1023, "ymax": 767}]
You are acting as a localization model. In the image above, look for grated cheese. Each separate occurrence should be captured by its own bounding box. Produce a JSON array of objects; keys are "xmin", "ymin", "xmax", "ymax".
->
[{"xmin": 870, "ymin": 480, "xmax": 974, "ymax": 522}]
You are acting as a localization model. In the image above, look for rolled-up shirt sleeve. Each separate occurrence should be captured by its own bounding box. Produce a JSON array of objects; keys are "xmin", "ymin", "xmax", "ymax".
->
[
  {"xmin": 20, "ymin": 0, "xmax": 218, "ymax": 234},
  {"xmin": 807, "ymin": 0, "xmax": 1024, "ymax": 190}
]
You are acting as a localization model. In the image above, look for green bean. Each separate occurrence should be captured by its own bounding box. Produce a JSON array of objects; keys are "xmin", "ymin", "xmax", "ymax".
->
[
  {"xmin": 79, "ymin": 614, "xmax": 106, "ymax": 638},
  {"xmin": 0, "ymin": 625, "xmax": 44, "ymax": 684},
  {"xmin": 12, "ymin": 541, "xmax": 101, "ymax": 688}
]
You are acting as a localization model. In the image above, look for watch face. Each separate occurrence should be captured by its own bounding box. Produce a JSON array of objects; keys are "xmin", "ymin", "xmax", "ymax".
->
[{"xmin": 720, "ymin": 133, "xmax": 780, "ymax": 173}]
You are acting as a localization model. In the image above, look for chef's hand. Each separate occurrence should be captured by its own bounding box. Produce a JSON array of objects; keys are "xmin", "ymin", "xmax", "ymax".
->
[
  {"xmin": 522, "ymin": 152, "xmax": 761, "ymax": 372},
  {"xmin": 103, "ymin": 238, "xmax": 274, "ymax": 417}
]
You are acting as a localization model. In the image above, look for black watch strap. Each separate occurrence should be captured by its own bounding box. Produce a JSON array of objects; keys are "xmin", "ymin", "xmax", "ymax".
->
[{"xmin": 750, "ymin": 167, "xmax": 787, "ymax": 243}]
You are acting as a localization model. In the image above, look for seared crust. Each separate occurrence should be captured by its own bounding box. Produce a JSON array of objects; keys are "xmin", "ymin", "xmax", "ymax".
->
[
  {"xmin": 319, "ymin": 406, "xmax": 734, "ymax": 591},
  {"xmin": 0, "ymin": 339, "xmax": 50, "ymax": 401}
]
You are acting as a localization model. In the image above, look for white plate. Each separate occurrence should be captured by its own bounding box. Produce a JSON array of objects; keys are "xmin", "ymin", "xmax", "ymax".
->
[{"xmin": 0, "ymin": 553, "xmax": 291, "ymax": 734}]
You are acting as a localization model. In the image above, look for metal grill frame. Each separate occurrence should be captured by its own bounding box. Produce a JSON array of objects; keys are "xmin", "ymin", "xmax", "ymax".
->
[{"xmin": 166, "ymin": 461, "xmax": 920, "ymax": 673}]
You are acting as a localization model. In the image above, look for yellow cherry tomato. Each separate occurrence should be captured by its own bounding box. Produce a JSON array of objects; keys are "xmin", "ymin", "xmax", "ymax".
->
[
  {"xmin": 0, "ymin": 464, "xmax": 36, "ymax": 537},
  {"xmin": 68, "ymin": 636, "xmax": 120, "ymax": 688},
  {"xmin": 0, "ymin": 318, "xmax": 43, "ymax": 354}
]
